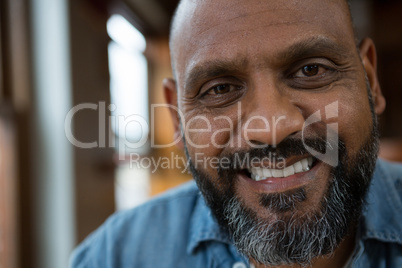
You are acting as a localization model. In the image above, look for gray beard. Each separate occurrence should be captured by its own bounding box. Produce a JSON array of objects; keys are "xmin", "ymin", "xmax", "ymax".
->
[
  {"xmin": 221, "ymin": 130, "xmax": 379, "ymax": 267},
  {"xmin": 224, "ymin": 174, "xmax": 356, "ymax": 266},
  {"xmin": 185, "ymin": 130, "xmax": 378, "ymax": 267}
]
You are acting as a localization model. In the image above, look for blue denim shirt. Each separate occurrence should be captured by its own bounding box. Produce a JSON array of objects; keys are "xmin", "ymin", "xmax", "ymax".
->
[{"xmin": 70, "ymin": 159, "xmax": 402, "ymax": 268}]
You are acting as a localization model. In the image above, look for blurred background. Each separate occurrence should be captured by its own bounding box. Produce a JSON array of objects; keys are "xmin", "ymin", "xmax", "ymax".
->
[{"xmin": 0, "ymin": 0, "xmax": 401, "ymax": 267}]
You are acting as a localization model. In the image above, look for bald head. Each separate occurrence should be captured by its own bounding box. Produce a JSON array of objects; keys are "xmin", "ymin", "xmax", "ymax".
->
[{"xmin": 169, "ymin": 0, "xmax": 356, "ymax": 81}]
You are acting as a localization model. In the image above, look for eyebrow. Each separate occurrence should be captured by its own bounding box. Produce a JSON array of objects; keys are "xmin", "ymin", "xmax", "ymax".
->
[
  {"xmin": 184, "ymin": 58, "xmax": 249, "ymax": 91},
  {"xmin": 183, "ymin": 37, "xmax": 354, "ymax": 92},
  {"xmin": 276, "ymin": 36, "xmax": 355, "ymax": 65}
]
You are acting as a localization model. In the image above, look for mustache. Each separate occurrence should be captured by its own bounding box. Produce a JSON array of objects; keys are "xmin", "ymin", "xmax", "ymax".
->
[{"xmin": 218, "ymin": 136, "xmax": 344, "ymax": 171}]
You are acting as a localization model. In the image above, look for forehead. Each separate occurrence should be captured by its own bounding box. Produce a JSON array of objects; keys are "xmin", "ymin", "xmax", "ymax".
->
[{"xmin": 172, "ymin": 0, "xmax": 356, "ymax": 87}]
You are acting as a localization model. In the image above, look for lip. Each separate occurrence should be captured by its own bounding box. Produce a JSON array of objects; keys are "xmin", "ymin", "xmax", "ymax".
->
[{"xmin": 238, "ymin": 160, "xmax": 320, "ymax": 193}]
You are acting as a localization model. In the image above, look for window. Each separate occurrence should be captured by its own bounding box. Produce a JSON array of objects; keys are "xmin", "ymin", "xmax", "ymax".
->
[{"xmin": 107, "ymin": 14, "xmax": 150, "ymax": 210}]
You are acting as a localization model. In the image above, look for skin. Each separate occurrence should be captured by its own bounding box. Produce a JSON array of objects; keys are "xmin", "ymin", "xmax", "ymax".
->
[{"xmin": 164, "ymin": 0, "xmax": 386, "ymax": 267}]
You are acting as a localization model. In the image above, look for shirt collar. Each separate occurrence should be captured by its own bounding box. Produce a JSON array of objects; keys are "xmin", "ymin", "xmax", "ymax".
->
[
  {"xmin": 187, "ymin": 192, "xmax": 231, "ymax": 254},
  {"xmin": 360, "ymin": 158, "xmax": 402, "ymax": 244},
  {"xmin": 187, "ymin": 158, "xmax": 402, "ymax": 254}
]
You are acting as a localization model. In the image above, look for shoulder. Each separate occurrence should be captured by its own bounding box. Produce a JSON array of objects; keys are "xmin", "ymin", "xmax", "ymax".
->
[
  {"xmin": 105, "ymin": 180, "xmax": 200, "ymax": 234},
  {"xmin": 70, "ymin": 181, "xmax": 201, "ymax": 268},
  {"xmin": 361, "ymin": 159, "xmax": 402, "ymax": 246},
  {"xmin": 376, "ymin": 158, "xmax": 402, "ymax": 182},
  {"xmin": 365, "ymin": 158, "xmax": 402, "ymax": 208},
  {"xmin": 373, "ymin": 158, "xmax": 402, "ymax": 197}
]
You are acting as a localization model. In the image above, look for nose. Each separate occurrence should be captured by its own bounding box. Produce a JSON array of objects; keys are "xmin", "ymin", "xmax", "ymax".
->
[{"xmin": 241, "ymin": 76, "xmax": 304, "ymax": 147}]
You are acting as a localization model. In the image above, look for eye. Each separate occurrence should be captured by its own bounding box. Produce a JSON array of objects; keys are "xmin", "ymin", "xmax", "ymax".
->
[
  {"xmin": 206, "ymin": 84, "xmax": 240, "ymax": 95},
  {"xmin": 294, "ymin": 64, "xmax": 326, "ymax": 78},
  {"xmin": 287, "ymin": 62, "xmax": 339, "ymax": 89},
  {"xmin": 198, "ymin": 80, "xmax": 245, "ymax": 108}
]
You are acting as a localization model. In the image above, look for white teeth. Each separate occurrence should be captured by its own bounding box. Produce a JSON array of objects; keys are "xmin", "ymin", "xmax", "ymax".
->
[
  {"xmin": 271, "ymin": 169, "xmax": 284, "ymax": 178},
  {"xmin": 283, "ymin": 165, "xmax": 295, "ymax": 177},
  {"xmin": 263, "ymin": 168, "xmax": 272, "ymax": 177},
  {"xmin": 251, "ymin": 167, "xmax": 258, "ymax": 176},
  {"xmin": 248, "ymin": 157, "xmax": 314, "ymax": 181},
  {"xmin": 256, "ymin": 175, "xmax": 265, "ymax": 181},
  {"xmin": 301, "ymin": 158, "xmax": 309, "ymax": 171},
  {"xmin": 294, "ymin": 161, "xmax": 303, "ymax": 173},
  {"xmin": 251, "ymin": 174, "xmax": 265, "ymax": 181}
]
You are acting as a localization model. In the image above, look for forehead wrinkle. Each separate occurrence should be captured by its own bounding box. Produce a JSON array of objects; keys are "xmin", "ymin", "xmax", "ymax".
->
[
  {"xmin": 194, "ymin": 7, "xmax": 308, "ymax": 38},
  {"xmin": 190, "ymin": 24, "xmax": 349, "ymax": 72},
  {"xmin": 196, "ymin": 20, "xmax": 312, "ymax": 43}
]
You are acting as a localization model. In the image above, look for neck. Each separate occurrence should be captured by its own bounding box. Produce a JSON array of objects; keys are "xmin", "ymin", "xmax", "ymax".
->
[{"xmin": 251, "ymin": 231, "xmax": 356, "ymax": 268}]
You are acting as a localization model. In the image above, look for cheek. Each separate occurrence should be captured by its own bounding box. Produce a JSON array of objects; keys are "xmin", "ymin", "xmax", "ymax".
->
[
  {"xmin": 337, "ymin": 91, "xmax": 373, "ymax": 152},
  {"xmin": 183, "ymin": 119, "xmax": 237, "ymax": 149},
  {"xmin": 293, "ymin": 83, "xmax": 373, "ymax": 154},
  {"xmin": 183, "ymin": 111, "xmax": 240, "ymax": 172}
]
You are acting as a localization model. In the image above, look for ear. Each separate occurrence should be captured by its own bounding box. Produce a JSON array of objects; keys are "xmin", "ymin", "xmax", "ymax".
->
[
  {"xmin": 163, "ymin": 78, "xmax": 184, "ymax": 149},
  {"xmin": 359, "ymin": 38, "xmax": 386, "ymax": 115}
]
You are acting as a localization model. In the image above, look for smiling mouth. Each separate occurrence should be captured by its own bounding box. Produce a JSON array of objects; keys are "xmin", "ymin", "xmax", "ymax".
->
[{"xmin": 245, "ymin": 157, "xmax": 316, "ymax": 181}]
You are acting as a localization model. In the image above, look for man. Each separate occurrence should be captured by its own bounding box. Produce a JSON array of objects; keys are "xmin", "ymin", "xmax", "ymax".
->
[{"xmin": 71, "ymin": 0, "xmax": 402, "ymax": 267}]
